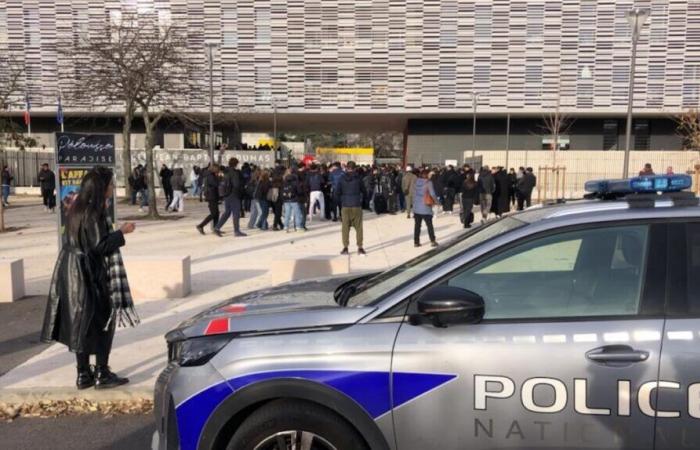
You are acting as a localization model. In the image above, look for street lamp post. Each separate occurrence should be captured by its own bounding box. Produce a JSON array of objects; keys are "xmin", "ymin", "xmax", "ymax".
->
[
  {"xmin": 469, "ymin": 91, "xmax": 487, "ymax": 162},
  {"xmin": 205, "ymin": 41, "xmax": 219, "ymax": 165},
  {"xmin": 272, "ymin": 99, "xmax": 277, "ymax": 154},
  {"xmin": 622, "ymin": 8, "xmax": 650, "ymax": 178}
]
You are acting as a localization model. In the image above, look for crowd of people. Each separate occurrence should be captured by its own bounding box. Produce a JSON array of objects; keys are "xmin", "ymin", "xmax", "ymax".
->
[{"xmin": 178, "ymin": 159, "xmax": 539, "ymax": 253}]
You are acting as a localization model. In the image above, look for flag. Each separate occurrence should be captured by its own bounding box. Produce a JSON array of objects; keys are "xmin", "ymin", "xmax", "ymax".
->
[
  {"xmin": 57, "ymin": 95, "xmax": 64, "ymax": 125},
  {"xmin": 23, "ymin": 94, "xmax": 31, "ymax": 126}
]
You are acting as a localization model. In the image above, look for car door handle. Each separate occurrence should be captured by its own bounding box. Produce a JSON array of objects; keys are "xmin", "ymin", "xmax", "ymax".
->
[{"xmin": 585, "ymin": 345, "xmax": 649, "ymax": 364}]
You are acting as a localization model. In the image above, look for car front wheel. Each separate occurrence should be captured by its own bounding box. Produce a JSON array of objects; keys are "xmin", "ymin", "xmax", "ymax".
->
[{"xmin": 226, "ymin": 399, "xmax": 369, "ymax": 450}]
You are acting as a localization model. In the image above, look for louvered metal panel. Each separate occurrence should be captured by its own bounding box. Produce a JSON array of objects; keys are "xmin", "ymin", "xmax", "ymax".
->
[{"xmin": 0, "ymin": 0, "xmax": 699, "ymax": 114}]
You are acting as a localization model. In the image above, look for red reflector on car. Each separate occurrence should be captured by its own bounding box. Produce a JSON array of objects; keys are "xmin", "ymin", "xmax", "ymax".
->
[{"xmin": 204, "ymin": 318, "xmax": 229, "ymax": 335}]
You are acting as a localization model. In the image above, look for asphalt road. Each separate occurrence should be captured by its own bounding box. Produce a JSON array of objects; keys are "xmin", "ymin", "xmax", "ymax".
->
[
  {"xmin": 0, "ymin": 414, "xmax": 154, "ymax": 450},
  {"xmin": 0, "ymin": 296, "xmax": 155, "ymax": 450}
]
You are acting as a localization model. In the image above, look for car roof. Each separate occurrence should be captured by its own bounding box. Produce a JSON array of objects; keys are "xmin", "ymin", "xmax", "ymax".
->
[{"xmin": 513, "ymin": 197, "xmax": 700, "ymax": 226}]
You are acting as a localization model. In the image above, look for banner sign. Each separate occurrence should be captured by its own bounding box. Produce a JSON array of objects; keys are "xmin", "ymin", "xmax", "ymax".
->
[
  {"xmin": 125, "ymin": 149, "xmax": 275, "ymax": 172},
  {"xmin": 56, "ymin": 133, "xmax": 116, "ymax": 165}
]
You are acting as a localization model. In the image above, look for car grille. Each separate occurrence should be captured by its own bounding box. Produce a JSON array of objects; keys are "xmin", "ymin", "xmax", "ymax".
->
[{"xmin": 167, "ymin": 342, "xmax": 181, "ymax": 364}]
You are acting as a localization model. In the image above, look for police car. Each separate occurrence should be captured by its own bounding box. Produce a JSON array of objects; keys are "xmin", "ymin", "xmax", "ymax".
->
[{"xmin": 154, "ymin": 174, "xmax": 700, "ymax": 450}]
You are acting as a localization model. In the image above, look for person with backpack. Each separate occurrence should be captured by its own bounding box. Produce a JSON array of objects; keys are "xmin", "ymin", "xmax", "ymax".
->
[
  {"xmin": 413, "ymin": 168, "xmax": 439, "ymax": 247},
  {"xmin": 196, "ymin": 164, "xmax": 221, "ymax": 235},
  {"xmin": 336, "ymin": 161, "xmax": 367, "ymax": 256},
  {"xmin": 213, "ymin": 158, "xmax": 246, "ymax": 237},
  {"xmin": 306, "ymin": 164, "xmax": 325, "ymax": 222},
  {"xmin": 282, "ymin": 169, "xmax": 304, "ymax": 232}
]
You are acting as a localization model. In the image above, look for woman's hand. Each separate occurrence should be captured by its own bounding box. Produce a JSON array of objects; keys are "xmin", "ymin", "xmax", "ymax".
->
[{"xmin": 119, "ymin": 222, "xmax": 136, "ymax": 234}]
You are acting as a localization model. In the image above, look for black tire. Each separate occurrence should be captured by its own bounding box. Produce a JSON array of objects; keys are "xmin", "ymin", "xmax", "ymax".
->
[{"xmin": 226, "ymin": 399, "xmax": 369, "ymax": 450}]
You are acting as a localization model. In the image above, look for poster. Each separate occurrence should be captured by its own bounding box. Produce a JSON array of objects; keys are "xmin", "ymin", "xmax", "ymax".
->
[{"xmin": 57, "ymin": 167, "xmax": 115, "ymax": 241}]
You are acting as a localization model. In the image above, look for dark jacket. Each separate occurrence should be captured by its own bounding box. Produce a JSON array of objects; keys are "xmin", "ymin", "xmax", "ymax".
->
[
  {"xmin": 460, "ymin": 178, "xmax": 478, "ymax": 202},
  {"xmin": 478, "ymin": 172, "xmax": 495, "ymax": 195},
  {"xmin": 159, "ymin": 167, "xmax": 173, "ymax": 189},
  {"xmin": 41, "ymin": 216, "xmax": 124, "ymax": 353},
  {"xmin": 254, "ymin": 179, "xmax": 271, "ymax": 201},
  {"xmin": 204, "ymin": 172, "xmax": 220, "ymax": 202},
  {"xmin": 38, "ymin": 169, "xmax": 56, "ymax": 190},
  {"xmin": 307, "ymin": 171, "xmax": 324, "ymax": 192},
  {"xmin": 2, "ymin": 168, "xmax": 13, "ymax": 185},
  {"xmin": 492, "ymin": 170, "xmax": 511, "ymax": 215},
  {"xmin": 336, "ymin": 171, "xmax": 366, "ymax": 208},
  {"xmin": 282, "ymin": 174, "xmax": 300, "ymax": 203},
  {"xmin": 517, "ymin": 172, "xmax": 537, "ymax": 196},
  {"xmin": 222, "ymin": 169, "xmax": 243, "ymax": 199},
  {"xmin": 170, "ymin": 169, "xmax": 186, "ymax": 191}
]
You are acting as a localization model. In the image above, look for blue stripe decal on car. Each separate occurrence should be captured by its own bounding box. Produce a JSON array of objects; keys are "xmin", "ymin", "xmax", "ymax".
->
[{"xmin": 176, "ymin": 370, "xmax": 456, "ymax": 450}]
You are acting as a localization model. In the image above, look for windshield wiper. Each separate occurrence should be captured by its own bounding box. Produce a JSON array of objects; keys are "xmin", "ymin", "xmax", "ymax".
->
[{"xmin": 334, "ymin": 273, "xmax": 378, "ymax": 307}]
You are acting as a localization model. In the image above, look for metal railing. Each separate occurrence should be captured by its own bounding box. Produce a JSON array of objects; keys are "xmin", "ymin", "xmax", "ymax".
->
[{"xmin": 0, "ymin": 151, "xmax": 55, "ymax": 187}]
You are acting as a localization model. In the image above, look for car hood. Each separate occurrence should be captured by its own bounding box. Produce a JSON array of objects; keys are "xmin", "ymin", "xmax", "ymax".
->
[{"xmin": 167, "ymin": 273, "xmax": 378, "ymax": 341}]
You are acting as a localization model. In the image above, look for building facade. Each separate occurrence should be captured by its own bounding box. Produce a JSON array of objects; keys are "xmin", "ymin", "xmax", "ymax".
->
[{"xmin": 1, "ymin": 0, "xmax": 700, "ymax": 162}]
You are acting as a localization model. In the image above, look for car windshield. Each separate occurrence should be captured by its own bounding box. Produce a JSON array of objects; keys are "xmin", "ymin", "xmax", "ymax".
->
[{"xmin": 347, "ymin": 216, "xmax": 527, "ymax": 307}]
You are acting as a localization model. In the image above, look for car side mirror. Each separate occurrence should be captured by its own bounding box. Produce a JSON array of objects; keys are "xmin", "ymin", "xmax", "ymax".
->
[{"xmin": 410, "ymin": 286, "xmax": 485, "ymax": 328}]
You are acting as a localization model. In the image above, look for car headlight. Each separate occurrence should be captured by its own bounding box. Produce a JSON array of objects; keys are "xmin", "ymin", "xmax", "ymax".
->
[{"xmin": 169, "ymin": 334, "xmax": 233, "ymax": 367}]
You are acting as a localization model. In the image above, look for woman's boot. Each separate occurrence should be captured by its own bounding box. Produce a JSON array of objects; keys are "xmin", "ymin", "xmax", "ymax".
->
[
  {"xmin": 94, "ymin": 366, "xmax": 129, "ymax": 389},
  {"xmin": 76, "ymin": 365, "xmax": 95, "ymax": 390}
]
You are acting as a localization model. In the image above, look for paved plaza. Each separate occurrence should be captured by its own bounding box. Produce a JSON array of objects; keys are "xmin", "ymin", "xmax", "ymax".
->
[{"xmin": 0, "ymin": 195, "xmax": 471, "ymax": 403}]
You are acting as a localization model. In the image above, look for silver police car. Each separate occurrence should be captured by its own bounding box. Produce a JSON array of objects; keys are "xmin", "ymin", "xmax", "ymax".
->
[{"xmin": 154, "ymin": 174, "xmax": 700, "ymax": 450}]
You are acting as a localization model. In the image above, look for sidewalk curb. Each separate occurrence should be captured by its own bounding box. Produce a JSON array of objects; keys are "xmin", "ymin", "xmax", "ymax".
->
[{"xmin": 0, "ymin": 387, "xmax": 153, "ymax": 405}]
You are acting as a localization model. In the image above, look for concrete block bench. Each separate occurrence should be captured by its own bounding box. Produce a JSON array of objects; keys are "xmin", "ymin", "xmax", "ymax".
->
[
  {"xmin": 270, "ymin": 256, "xmax": 350, "ymax": 285},
  {"xmin": 124, "ymin": 255, "xmax": 191, "ymax": 301},
  {"xmin": 0, "ymin": 258, "xmax": 25, "ymax": 302}
]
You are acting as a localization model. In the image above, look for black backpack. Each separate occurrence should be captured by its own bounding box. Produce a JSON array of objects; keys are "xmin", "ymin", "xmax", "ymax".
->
[
  {"xmin": 281, "ymin": 182, "xmax": 297, "ymax": 201},
  {"xmin": 218, "ymin": 175, "xmax": 232, "ymax": 198}
]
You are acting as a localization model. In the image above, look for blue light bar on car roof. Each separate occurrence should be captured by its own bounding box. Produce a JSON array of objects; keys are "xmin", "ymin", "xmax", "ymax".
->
[{"xmin": 584, "ymin": 174, "xmax": 692, "ymax": 195}]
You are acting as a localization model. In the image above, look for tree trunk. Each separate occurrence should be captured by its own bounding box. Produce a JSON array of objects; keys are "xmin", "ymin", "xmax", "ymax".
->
[
  {"xmin": 121, "ymin": 105, "xmax": 134, "ymax": 202},
  {"xmin": 142, "ymin": 110, "xmax": 160, "ymax": 219}
]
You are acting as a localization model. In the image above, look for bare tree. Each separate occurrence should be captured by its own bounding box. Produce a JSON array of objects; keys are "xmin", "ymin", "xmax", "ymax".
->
[
  {"xmin": 675, "ymin": 108, "xmax": 700, "ymax": 155},
  {"xmin": 64, "ymin": 12, "xmax": 192, "ymax": 218},
  {"xmin": 133, "ymin": 22, "xmax": 192, "ymax": 218},
  {"xmin": 62, "ymin": 12, "xmax": 153, "ymax": 201},
  {"xmin": 540, "ymin": 96, "xmax": 574, "ymax": 166},
  {"xmin": 0, "ymin": 51, "xmax": 28, "ymax": 232}
]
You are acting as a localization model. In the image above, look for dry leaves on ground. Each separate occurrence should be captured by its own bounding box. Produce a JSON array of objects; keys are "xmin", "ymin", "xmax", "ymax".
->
[{"xmin": 0, "ymin": 398, "xmax": 153, "ymax": 421}]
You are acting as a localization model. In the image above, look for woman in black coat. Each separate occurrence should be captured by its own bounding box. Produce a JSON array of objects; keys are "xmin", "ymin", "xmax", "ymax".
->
[
  {"xmin": 41, "ymin": 167, "xmax": 139, "ymax": 390},
  {"xmin": 491, "ymin": 167, "xmax": 511, "ymax": 217}
]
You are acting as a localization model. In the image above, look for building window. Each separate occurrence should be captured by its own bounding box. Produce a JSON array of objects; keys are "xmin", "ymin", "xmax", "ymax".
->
[
  {"xmin": 542, "ymin": 136, "xmax": 571, "ymax": 150},
  {"xmin": 603, "ymin": 120, "xmax": 619, "ymax": 150},
  {"xmin": 634, "ymin": 120, "xmax": 650, "ymax": 151}
]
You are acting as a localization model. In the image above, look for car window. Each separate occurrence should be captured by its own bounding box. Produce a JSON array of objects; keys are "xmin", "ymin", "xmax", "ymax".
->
[
  {"xmin": 347, "ymin": 216, "xmax": 527, "ymax": 306},
  {"xmin": 684, "ymin": 223, "xmax": 700, "ymax": 314},
  {"xmin": 446, "ymin": 225, "xmax": 649, "ymax": 320}
]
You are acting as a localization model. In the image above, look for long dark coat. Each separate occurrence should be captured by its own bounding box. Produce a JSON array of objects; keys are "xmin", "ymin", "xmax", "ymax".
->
[
  {"xmin": 491, "ymin": 170, "xmax": 511, "ymax": 215},
  {"xmin": 41, "ymin": 216, "xmax": 125, "ymax": 354}
]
